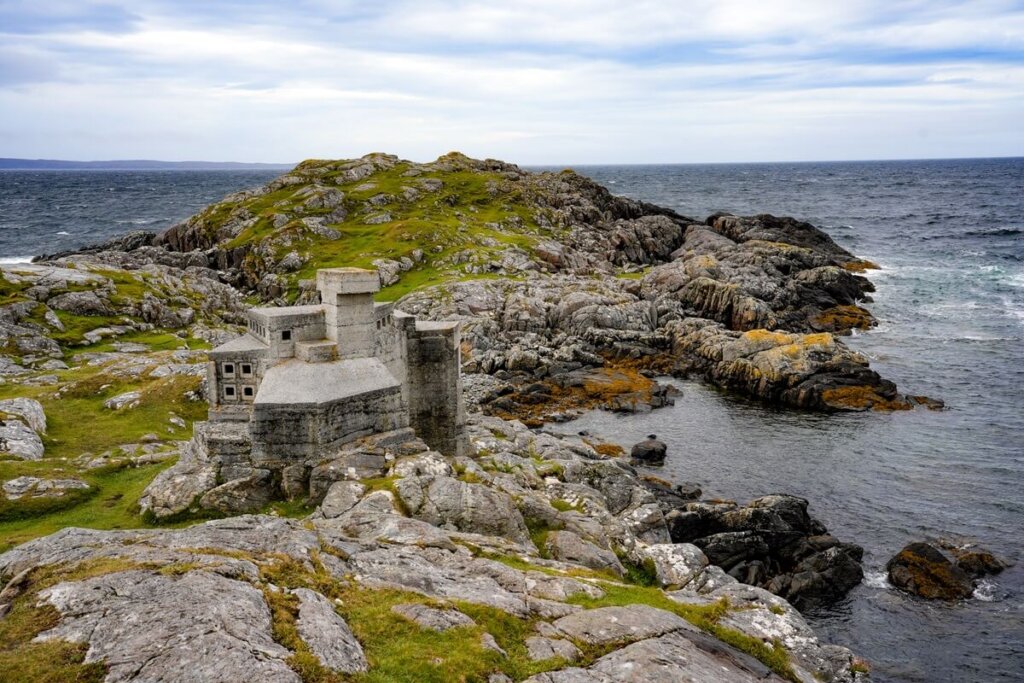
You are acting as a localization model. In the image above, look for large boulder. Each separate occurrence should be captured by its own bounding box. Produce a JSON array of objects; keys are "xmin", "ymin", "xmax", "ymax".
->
[
  {"xmin": 0, "ymin": 398, "xmax": 47, "ymax": 433},
  {"xmin": 544, "ymin": 530, "xmax": 625, "ymax": 576},
  {"xmin": 293, "ymin": 587, "xmax": 368, "ymax": 673},
  {"xmin": 886, "ymin": 542, "xmax": 974, "ymax": 600},
  {"xmin": 394, "ymin": 475, "xmax": 531, "ymax": 544},
  {"xmin": 630, "ymin": 434, "xmax": 667, "ymax": 465},
  {"xmin": 0, "ymin": 418, "xmax": 44, "ymax": 460},
  {"xmin": 36, "ymin": 570, "xmax": 300, "ymax": 682},
  {"xmin": 667, "ymin": 495, "xmax": 864, "ymax": 609}
]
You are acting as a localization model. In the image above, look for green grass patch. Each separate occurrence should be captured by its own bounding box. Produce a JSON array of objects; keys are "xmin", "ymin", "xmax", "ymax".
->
[{"xmin": 0, "ymin": 459, "xmax": 201, "ymax": 552}]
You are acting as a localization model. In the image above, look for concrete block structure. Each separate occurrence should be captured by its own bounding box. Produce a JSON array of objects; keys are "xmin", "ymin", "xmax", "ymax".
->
[{"xmin": 207, "ymin": 268, "xmax": 467, "ymax": 473}]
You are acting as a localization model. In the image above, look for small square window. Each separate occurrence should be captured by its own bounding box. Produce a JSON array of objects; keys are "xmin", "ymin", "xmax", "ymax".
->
[
  {"xmin": 241, "ymin": 363, "xmax": 252, "ymax": 376},
  {"xmin": 223, "ymin": 363, "xmax": 235, "ymax": 376},
  {"xmin": 243, "ymin": 386, "xmax": 254, "ymax": 397},
  {"xmin": 281, "ymin": 330, "xmax": 292, "ymax": 341},
  {"xmin": 225, "ymin": 386, "xmax": 236, "ymax": 397}
]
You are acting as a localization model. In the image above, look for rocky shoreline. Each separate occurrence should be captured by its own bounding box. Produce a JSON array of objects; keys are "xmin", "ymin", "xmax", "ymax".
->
[
  {"xmin": 0, "ymin": 153, "xmax": 952, "ymax": 681},
  {"xmin": 1, "ymin": 415, "xmax": 870, "ymax": 682}
]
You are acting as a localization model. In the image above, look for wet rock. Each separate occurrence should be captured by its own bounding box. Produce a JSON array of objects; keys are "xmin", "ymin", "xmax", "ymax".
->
[
  {"xmin": 641, "ymin": 476, "xmax": 702, "ymax": 513},
  {"xmin": 886, "ymin": 542, "xmax": 974, "ymax": 600},
  {"xmin": 954, "ymin": 548, "xmax": 1010, "ymax": 578},
  {"xmin": 630, "ymin": 434, "xmax": 667, "ymax": 465},
  {"xmin": 694, "ymin": 531, "xmax": 770, "ymax": 569},
  {"xmin": 667, "ymin": 495, "xmax": 864, "ymax": 609}
]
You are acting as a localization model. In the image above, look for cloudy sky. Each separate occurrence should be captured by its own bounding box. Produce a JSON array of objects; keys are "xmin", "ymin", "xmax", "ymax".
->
[{"xmin": 1, "ymin": 0, "xmax": 1023, "ymax": 164}]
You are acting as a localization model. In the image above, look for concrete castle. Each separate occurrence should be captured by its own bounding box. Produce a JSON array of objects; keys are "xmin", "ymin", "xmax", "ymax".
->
[
  {"xmin": 139, "ymin": 267, "xmax": 468, "ymax": 517},
  {"xmin": 208, "ymin": 266, "xmax": 466, "ymax": 463}
]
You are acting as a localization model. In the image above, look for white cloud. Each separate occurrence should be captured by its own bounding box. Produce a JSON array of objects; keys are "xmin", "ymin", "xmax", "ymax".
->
[{"xmin": 0, "ymin": 0, "xmax": 1021, "ymax": 161}]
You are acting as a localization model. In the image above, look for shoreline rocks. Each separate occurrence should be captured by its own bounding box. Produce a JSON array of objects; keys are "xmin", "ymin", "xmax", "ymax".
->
[
  {"xmin": 630, "ymin": 434, "xmax": 667, "ymax": 465},
  {"xmin": 1, "ymin": 411, "xmax": 872, "ymax": 682},
  {"xmin": 665, "ymin": 494, "xmax": 864, "ymax": 610},
  {"xmin": 886, "ymin": 541, "xmax": 1010, "ymax": 600}
]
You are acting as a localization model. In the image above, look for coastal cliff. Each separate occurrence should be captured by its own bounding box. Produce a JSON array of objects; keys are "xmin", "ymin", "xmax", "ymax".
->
[{"xmin": 0, "ymin": 153, "xmax": 918, "ymax": 682}]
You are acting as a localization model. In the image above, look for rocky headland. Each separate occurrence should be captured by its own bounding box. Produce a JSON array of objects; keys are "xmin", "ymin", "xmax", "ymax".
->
[{"xmin": 0, "ymin": 152, "xmax": 938, "ymax": 682}]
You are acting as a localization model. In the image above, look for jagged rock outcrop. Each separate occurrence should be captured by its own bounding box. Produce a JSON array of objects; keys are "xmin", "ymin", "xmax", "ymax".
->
[
  {"xmin": 18, "ymin": 153, "xmax": 935, "ymax": 414},
  {"xmin": 664, "ymin": 494, "xmax": 864, "ymax": 610},
  {"xmin": 886, "ymin": 542, "xmax": 975, "ymax": 600}
]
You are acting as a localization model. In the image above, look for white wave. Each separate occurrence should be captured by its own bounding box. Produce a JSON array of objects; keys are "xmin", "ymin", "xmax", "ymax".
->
[
  {"xmin": 973, "ymin": 579, "xmax": 1000, "ymax": 602},
  {"xmin": 863, "ymin": 570, "xmax": 891, "ymax": 590},
  {"xmin": 0, "ymin": 255, "xmax": 33, "ymax": 265},
  {"xmin": 56, "ymin": 231, "xmax": 70, "ymax": 235}
]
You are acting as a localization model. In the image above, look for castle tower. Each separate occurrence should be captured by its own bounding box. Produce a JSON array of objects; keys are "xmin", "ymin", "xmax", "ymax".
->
[{"xmin": 316, "ymin": 267, "xmax": 379, "ymax": 359}]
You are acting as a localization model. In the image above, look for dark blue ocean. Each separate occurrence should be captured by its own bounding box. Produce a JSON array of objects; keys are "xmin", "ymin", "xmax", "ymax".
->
[{"xmin": 1, "ymin": 160, "xmax": 1022, "ymax": 682}]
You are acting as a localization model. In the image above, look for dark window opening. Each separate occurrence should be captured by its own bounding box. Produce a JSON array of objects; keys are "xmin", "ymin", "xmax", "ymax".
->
[
  {"xmin": 281, "ymin": 330, "xmax": 292, "ymax": 341},
  {"xmin": 241, "ymin": 363, "xmax": 252, "ymax": 375},
  {"xmin": 225, "ymin": 386, "xmax": 236, "ymax": 397},
  {"xmin": 223, "ymin": 363, "xmax": 234, "ymax": 374},
  {"xmin": 243, "ymin": 387, "xmax": 254, "ymax": 397}
]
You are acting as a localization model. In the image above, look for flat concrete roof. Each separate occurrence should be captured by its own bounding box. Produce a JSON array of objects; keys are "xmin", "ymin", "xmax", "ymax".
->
[
  {"xmin": 211, "ymin": 334, "xmax": 267, "ymax": 355},
  {"xmin": 255, "ymin": 357, "xmax": 400, "ymax": 407},
  {"xmin": 415, "ymin": 321, "xmax": 459, "ymax": 332},
  {"xmin": 249, "ymin": 304, "xmax": 325, "ymax": 318}
]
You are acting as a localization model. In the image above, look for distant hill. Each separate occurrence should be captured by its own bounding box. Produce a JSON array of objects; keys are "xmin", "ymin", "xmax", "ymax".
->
[{"xmin": 0, "ymin": 158, "xmax": 295, "ymax": 171}]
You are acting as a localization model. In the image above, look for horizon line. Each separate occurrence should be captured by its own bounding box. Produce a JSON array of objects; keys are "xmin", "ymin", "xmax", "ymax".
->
[{"xmin": 1, "ymin": 153, "xmax": 1022, "ymax": 169}]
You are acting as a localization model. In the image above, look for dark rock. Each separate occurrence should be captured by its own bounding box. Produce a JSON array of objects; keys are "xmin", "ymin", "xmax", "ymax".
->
[
  {"xmin": 665, "ymin": 502, "xmax": 734, "ymax": 543},
  {"xmin": 886, "ymin": 542, "xmax": 974, "ymax": 600},
  {"xmin": 954, "ymin": 549, "xmax": 1010, "ymax": 578},
  {"xmin": 694, "ymin": 531, "xmax": 770, "ymax": 570},
  {"xmin": 33, "ymin": 230, "xmax": 156, "ymax": 262},
  {"xmin": 667, "ymin": 495, "xmax": 864, "ymax": 609},
  {"xmin": 640, "ymin": 476, "xmax": 702, "ymax": 513},
  {"xmin": 768, "ymin": 546, "xmax": 865, "ymax": 610},
  {"xmin": 630, "ymin": 434, "xmax": 667, "ymax": 464}
]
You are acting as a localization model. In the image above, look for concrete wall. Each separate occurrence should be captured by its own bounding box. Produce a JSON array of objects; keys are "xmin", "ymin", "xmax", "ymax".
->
[
  {"xmin": 248, "ymin": 308, "xmax": 326, "ymax": 360},
  {"xmin": 318, "ymin": 268, "xmax": 380, "ymax": 359},
  {"xmin": 209, "ymin": 341, "xmax": 269, "ymax": 419},
  {"xmin": 374, "ymin": 303, "xmax": 408, "ymax": 390},
  {"xmin": 248, "ymin": 386, "xmax": 408, "ymax": 466},
  {"xmin": 405, "ymin": 321, "xmax": 467, "ymax": 456}
]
